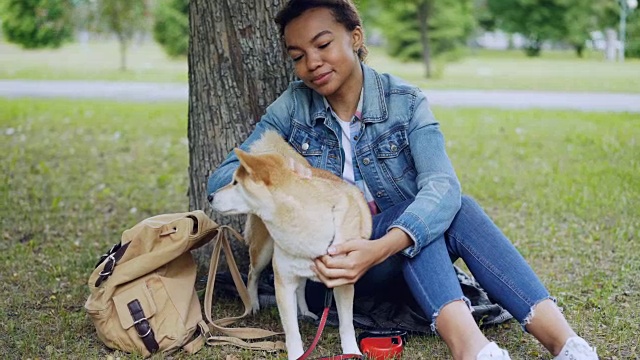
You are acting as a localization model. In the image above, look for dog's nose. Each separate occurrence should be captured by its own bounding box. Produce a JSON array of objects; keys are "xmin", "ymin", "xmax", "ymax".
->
[{"xmin": 207, "ymin": 194, "xmax": 214, "ymax": 202}]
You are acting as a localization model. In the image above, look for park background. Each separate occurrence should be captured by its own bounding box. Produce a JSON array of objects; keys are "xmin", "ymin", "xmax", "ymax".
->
[{"xmin": 1, "ymin": 0, "xmax": 639, "ymax": 359}]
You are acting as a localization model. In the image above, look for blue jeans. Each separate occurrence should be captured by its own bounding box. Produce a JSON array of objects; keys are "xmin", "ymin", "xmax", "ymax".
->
[{"xmin": 357, "ymin": 195, "xmax": 552, "ymax": 331}]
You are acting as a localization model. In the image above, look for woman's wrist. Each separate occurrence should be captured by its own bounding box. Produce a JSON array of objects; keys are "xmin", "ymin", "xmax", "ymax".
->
[{"xmin": 374, "ymin": 228, "xmax": 412, "ymax": 262}]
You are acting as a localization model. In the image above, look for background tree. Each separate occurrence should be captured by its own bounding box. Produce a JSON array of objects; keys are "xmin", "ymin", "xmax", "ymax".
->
[
  {"xmin": 487, "ymin": 0, "xmax": 629, "ymax": 58},
  {"xmin": 560, "ymin": 0, "xmax": 619, "ymax": 57},
  {"xmin": 188, "ymin": 0, "xmax": 292, "ymax": 270},
  {"xmin": 362, "ymin": 0, "xmax": 474, "ymax": 78},
  {"xmin": 93, "ymin": 0, "xmax": 149, "ymax": 70},
  {"xmin": 153, "ymin": 0, "xmax": 189, "ymax": 58},
  {"xmin": 559, "ymin": 0, "xmax": 593, "ymax": 57},
  {"xmin": 487, "ymin": 0, "xmax": 567, "ymax": 56},
  {"xmin": 474, "ymin": 0, "xmax": 496, "ymax": 32},
  {"xmin": 0, "ymin": 0, "xmax": 74, "ymax": 49},
  {"xmin": 626, "ymin": 10, "xmax": 640, "ymax": 58}
]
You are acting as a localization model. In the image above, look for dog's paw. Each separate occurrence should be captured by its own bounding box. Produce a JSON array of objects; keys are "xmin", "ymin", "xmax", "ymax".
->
[
  {"xmin": 340, "ymin": 336, "xmax": 362, "ymax": 355},
  {"xmin": 299, "ymin": 310, "xmax": 319, "ymax": 321},
  {"xmin": 250, "ymin": 299, "xmax": 261, "ymax": 315},
  {"xmin": 342, "ymin": 345, "xmax": 362, "ymax": 355}
]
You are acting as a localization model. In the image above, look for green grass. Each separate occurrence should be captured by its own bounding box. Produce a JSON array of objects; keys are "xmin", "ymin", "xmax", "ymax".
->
[
  {"xmin": 367, "ymin": 47, "xmax": 640, "ymax": 94},
  {"xmin": 0, "ymin": 39, "xmax": 187, "ymax": 83},
  {"xmin": 1, "ymin": 99, "xmax": 639, "ymax": 359},
  {"xmin": 2, "ymin": 38, "xmax": 639, "ymax": 93}
]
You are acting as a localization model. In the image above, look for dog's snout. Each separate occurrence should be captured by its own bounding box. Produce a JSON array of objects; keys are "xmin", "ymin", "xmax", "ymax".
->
[{"xmin": 207, "ymin": 194, "xmax": 214, "ymax": 203}]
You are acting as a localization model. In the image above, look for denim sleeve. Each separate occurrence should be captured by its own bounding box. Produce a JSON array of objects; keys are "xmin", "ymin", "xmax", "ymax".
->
[
  {"xmin": 206, "ymin": 88, "xmax": 294, "ymax": 196},
  {"xmin": 388, "ymin": 92, "xmax": 461, "ymax": 258}
]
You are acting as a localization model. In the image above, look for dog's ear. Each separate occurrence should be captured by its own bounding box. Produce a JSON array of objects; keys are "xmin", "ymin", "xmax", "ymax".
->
[
  {"xmin": 234, "ymin": 148, "xmax": 271, "ymax": 184},
  {"xmin": 234, "ymin": 148, "xmax": 254, "ymax": 175}
]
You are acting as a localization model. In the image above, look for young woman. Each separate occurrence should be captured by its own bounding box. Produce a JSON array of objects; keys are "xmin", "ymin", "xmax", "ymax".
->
[{"xmin": 207, "ymin": 1, "xmax": 599, "ymax": 359}]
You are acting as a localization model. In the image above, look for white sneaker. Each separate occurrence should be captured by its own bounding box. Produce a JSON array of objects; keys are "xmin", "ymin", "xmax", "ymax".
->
[
  {"xmin": 477, "ymin": 341, "xmax": 511, "ymax": 359},
  {"xmin": 554, "ymin": 337, "xmax": 598, "ymax": 360}
]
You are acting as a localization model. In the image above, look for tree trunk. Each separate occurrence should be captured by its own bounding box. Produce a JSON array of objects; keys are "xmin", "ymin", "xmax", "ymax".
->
[
  {"xmin": 188, "ymin": 0, "xmax": 293, "ymax": 272},
  {"xmin": 417, "ymin": 0, "xmax": 432, "ymax": 78},
  {"xmin": 524, "ymin": 37, "xmax": 542, "ymax": 57},
  {"xmin": 118, "ymin": 33, "xmax": 128, "ymax": 71}
]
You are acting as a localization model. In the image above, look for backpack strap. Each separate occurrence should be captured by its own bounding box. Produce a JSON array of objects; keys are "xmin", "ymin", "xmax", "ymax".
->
[
  {"xmin": 127, "ymin": 299, "xmax": 160, "ymax": 354},
  {"xmin": 95, "ymin": 242, "xmax": 130, "ymax": 287},
  {"xmin": 181, "ymin": 320, "xmax": 209, "ymax": 354},
  {"xmin": 203, "ymin": 225, "xmax": 285, "ymax": 351}
]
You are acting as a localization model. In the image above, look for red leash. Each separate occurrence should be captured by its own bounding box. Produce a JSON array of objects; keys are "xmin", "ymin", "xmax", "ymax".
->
[{"xmin": 297, "ymin": 289, "xmax": 362, "ymax": 360}]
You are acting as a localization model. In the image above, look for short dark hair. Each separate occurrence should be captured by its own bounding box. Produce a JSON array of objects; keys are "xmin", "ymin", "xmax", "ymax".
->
[{"xmin": 275, "ymin": 0, "xmax": 368, "ymax": 62}]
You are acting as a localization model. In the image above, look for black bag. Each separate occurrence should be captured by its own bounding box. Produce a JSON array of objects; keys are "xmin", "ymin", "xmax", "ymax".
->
[{"xmin": 211, "ymin": 265, "xmax": 512, "ymax": 335}]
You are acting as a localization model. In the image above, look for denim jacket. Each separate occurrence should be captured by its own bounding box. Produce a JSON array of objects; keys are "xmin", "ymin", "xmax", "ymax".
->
[{"xmin": 207, "ymin": 64, "xmax": 461, "ymax": 257}]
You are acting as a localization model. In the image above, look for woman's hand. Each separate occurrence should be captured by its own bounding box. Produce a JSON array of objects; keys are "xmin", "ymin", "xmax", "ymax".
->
[
  {"xmin": 312, "ymin": 239, "xmax": 384, "ymax": 288},
  {"xmin": 312, "ymin": 228, "xmax": 413, "ymax": 288}
]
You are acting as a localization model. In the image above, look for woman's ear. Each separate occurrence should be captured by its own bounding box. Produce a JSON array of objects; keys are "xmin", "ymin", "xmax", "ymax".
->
[{"xmin": 352, "ymin": 26, "xmax": 364, "ymax": 52}]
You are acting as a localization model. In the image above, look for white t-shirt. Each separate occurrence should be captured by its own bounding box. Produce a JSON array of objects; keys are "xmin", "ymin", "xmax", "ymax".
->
[{"xmin": 336, "ymin": 118, "xmax": 355, "ymax": 184}]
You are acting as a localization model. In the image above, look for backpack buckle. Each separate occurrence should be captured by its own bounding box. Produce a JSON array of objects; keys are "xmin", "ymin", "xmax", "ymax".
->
[{"xmin": 98, "ymin": 254, "xmax": 116, "ymax": 276}]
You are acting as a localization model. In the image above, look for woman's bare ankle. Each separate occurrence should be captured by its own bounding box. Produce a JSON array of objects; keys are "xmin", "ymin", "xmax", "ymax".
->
[
  {"xmin": 525, "ymin": 299, "xmax": 577, "ymax": 355},
  {"xmin": 456, "ymin": 337, "xmax": 490, "ymax": 360},
  {"xmin": 435, "ymin": 300, "xmax": 490, "ymax": 359}
]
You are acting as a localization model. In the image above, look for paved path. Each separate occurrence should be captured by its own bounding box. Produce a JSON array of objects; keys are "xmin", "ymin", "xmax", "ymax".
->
[{"xmin": 1, "ymin": 80, "xmax": 639, "ymax": 113}]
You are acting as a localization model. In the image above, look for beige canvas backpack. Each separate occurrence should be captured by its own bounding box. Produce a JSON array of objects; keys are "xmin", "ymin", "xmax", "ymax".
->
[{"xmin": 85, "ymin": 210, "xmax": 284, "ymax": 358}]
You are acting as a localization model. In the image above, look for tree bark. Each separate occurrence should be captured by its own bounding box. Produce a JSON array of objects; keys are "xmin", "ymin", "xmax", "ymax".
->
[{"xmin": 188, "ymin": 0, "xmax": 293, "ymax": 271}]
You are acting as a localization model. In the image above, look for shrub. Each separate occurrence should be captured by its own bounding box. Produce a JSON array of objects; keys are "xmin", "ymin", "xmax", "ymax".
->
[
  {"xmin": 1, "ymin": 0, "xmax": 74, "ymax": 49},
  {"xmin": 153, "ymin": 0, "xmax": 189, "ymax": 58},
  {"xmin": 625, "ymin": 11, "xmax": 640, "ymax": 59}
]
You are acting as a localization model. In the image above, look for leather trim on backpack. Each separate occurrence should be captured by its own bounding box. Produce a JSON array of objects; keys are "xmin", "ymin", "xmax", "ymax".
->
[
  {"xmin": 95, "ymin": 242, "xmax": 130, "ymax": 287},
  {"xmin": 127, "ymin": 299, "xmax": 160, "ymax": 354}
]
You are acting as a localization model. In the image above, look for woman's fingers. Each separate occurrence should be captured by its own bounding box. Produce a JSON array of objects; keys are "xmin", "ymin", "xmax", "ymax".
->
[
  {"xmin": 312, "ymin": 260, "xmax": 355, "ymax": 288},
  {"xmin": 314, "ymin": 257, "xmax": 351, "ymax": 277},
  {"xmin": 312, "ymin": 239, "xmax": 383, "ymax": 288},
  {"xmin": 327, "ymin": 239, "xmax": 368, "ymax": 256}
]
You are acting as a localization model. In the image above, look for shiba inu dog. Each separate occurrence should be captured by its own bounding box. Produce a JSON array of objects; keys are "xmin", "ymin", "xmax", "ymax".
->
[{"xmin": 209, "ymin": 131, "xmax": 372, "ymax": 359}]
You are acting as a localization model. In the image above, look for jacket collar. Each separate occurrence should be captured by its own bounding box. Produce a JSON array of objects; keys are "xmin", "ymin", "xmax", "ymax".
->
[{"xmin": 308, "ymin": 63, "xmax": 388, "ymax": 126}]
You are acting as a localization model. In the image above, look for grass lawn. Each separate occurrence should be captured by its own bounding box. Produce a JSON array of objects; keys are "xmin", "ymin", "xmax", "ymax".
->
[
  {"xmin": 0, "ymin": 39, "xmax": 188, "ymax": 83},
  {"xmin": 367, "ymin": 47, "xmax": 640, "ymax": 94},
  {"xmin": 1, "ymin": 99, "xmax": 639, "ymax": 359},
  {"xmin": 1, "ymin": 38, "xmax": 639, "ymax": 93}
]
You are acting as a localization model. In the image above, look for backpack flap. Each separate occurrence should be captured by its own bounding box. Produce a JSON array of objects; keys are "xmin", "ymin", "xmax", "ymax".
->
[
  {"xmin": 124, "ymin": 211, "xmax": 219, "ymax": 254},
  {"xmin": 113, "ymin": 282, "xmax": 159, "ymax": 355},
  {"xmin": 100, "ymin": 212, "xmax": 217, "ymax": 291},
  {"xmin": 183, "ymin": 211, "xmax": 221, "ymax": 251}
]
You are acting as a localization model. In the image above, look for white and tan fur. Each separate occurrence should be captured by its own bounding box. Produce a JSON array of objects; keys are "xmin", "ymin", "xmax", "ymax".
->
[{"xmin": 209, "ymin": 131, "xmax": 372, "ymax": 359}]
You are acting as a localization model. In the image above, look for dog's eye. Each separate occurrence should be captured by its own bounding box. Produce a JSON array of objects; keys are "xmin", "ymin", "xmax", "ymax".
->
[{"xmin": 232, "ymin": 179, "xmax": 237, "ymax": 185}]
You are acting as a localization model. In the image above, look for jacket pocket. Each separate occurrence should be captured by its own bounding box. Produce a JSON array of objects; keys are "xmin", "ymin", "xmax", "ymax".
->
[
  {"xmin": 373, "ymin": 128, "xmax": 415, "ymax": 182},
  {"xmin": 289, "ymin": 125, "xmax": 324, "ymax": 168}
]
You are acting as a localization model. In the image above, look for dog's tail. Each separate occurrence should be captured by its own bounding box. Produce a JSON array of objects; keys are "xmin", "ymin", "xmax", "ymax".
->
[
  {"xmin": 353, "ymin": 189, "xmax": 373, "ymax": 240},
  {"xmin": 243, "ymin": 214, "xmax": 270, "ymax": 246}
]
